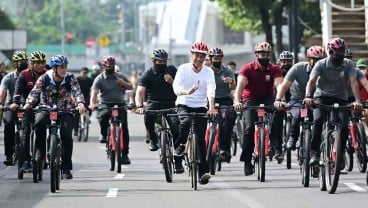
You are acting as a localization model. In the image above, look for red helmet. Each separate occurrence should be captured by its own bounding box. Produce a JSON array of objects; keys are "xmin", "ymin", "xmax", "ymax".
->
[
  {"xmin": 190, "ymin": 42, "xmax": 208, "ymax": 54},
  {"xmin": 307, "ymin": 46, "xmax": 325, "ymax": 59},
  {"xmin": 254, "ymin": 42, "xmax": 272, "ymax": 53},
  {"xmin": 102, "ymin": 56, "xmax": 116, "ymax": 67},
  {"xmin": 208, "ymin": 47, "xmax": 224, "ymax": 57},
  {"xmin": 327, "ymin": 38, "xmax": 346, "ymax": 54}
]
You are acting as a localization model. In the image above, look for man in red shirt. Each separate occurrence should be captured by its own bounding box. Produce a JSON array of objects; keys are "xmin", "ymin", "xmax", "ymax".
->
[{"xmin": 233, "ymin": 42, "xmax": 283, "ymax": 176}]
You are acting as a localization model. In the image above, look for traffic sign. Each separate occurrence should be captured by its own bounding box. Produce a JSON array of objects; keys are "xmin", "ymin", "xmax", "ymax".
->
[
  {"xmin": 85, "ymin": 37, "xmax": 96, "ymax": 48},
  {"xmin": 98, "ymin": 35, "xmax": 111, "ymax": 48}
]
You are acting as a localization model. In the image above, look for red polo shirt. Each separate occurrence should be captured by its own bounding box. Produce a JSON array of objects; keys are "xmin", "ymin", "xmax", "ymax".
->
[{"xmin": 239, "ymin": 61, "xmax": 282, "ymax": 101}]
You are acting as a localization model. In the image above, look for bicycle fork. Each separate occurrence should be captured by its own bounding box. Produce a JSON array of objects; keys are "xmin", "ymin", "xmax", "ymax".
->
[
  {"xmin": 110, "ymin": 125, "xmax": 124, "ymax": 151},
  {"xmin": 254, "ymin": 126, "xmax": 270, "ymax": 157}
]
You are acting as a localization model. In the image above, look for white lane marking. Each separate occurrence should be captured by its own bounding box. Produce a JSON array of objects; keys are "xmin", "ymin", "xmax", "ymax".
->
[
  {"xmin": 114, "ymin": 174, "xmax": 125, "ymax": 179},
  {"xmin": 106, "ymin": 188, "xmax": 119, "ymax": 197},
  {"xmin": 98, "ymin": 146, "xmax": 106, "ymax": 150},
  {"xmin": 344, "ymin": 183, "xmax": 367, "ymax": 192}
]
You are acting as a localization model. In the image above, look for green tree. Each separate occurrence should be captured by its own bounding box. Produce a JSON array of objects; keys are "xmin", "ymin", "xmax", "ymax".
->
[
  {"xmin": 217, "ymin": 0, "xmax": 321, "ymax": 56},
  {"xmin": 0, "ymin": 9, "xmax": 16, "ymax": 61}
]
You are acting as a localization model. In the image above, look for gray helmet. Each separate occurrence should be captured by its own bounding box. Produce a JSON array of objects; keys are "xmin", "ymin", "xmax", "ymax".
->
[{"xmin": 150, "ymin": 49, "xmax": 169, "ymax": 60}]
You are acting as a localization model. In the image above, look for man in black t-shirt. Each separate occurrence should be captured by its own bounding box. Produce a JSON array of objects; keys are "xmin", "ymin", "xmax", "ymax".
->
[{"xmin": 135, "ymin": 49, "xmax": 183, "ymax": 173}]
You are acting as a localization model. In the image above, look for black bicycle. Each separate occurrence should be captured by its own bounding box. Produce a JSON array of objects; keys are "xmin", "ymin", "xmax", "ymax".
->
[{"xmin": 77, "ymin": 110, "xmax": 90, "ymax": 142}]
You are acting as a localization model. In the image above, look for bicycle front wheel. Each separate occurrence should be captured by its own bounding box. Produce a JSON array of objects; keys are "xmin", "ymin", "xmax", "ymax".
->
[
  {"xmin": 83, "ymin": 113, "xmax": 90, "ymax": 142},
  {"xmin": 207, "ymin": 126, "xmax": 217, "ymax": 175},
  {"xmin": 354, "ymin": 123, "xmax": 367, "ymax": 173},
  {"xmin": 258, "ymin": 128, "xmax": 266, "ymax": 182},
  {"xmin": 190, "ymin": 135, "xmax": 198, "ymax": 190},
  {"xmin": 302, "ymin": 128, "xmax": 311, "ymax": 187},
  {"xmin": 285, "ymin": 118, "xmax": 292, "ymax": 169},
  {"xmin": 49, "ymin": 135, "xmax": 58, "ymax": 193},
  {"xmin": 161, "ymin": 130, "xmax": 174, "ymax": 182},
  {"xmin": 325, "ymin": 130, "xmax": 342, "ymax": 194},
  {"xmin": 115, "ymin": 126, "xmax": 122, "ymax": 173}
]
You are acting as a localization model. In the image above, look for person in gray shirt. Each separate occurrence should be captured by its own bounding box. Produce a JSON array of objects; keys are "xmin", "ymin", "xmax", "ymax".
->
[
  {"xmin": 208, "ymin": 47, "xmax": 236, "ymax": 163},
  {"xmin": 303, "ymin": 38, "xmax": 362, "ymax": 165},
  {"xmin": 0, "ymin": 51, "xmax": 29, "ymax": 166},
  {"xmin": 274, "ymin": 46, "xmax": 325, "ymax": 150},
  {"xmin": 89, "ymin": 56, "xmax": 133, "ymax": 165}
]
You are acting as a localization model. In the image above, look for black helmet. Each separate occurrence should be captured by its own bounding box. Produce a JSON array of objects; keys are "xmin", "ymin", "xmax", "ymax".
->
[
  {"xmin": 150, "ymin": 49, "xmax": 169, "ymax": 60},
  {"xmin": 208, "ymin": 47, "xmax": 224, "ymax": 57},
  {"xmin": 344, "ymin": 48, "xmax": 353, "ymax": 58}
]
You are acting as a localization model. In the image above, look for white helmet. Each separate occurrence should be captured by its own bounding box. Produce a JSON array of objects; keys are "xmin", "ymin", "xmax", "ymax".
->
[
  {"xmin": 91, "ymin": 64, "xmax": 101, "ymax": 71},
  {"xmin": 115, "ymin": 65, "xmax": 120, "ymax": 72}
]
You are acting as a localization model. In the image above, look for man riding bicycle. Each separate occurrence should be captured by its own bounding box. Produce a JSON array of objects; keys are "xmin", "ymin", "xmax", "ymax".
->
[
  {"xmin": 11, "ymin": 51, "xmax": 48, "ymax": 171},
  {"xmin": 89, "ymin": 56, "xmax": 133, "ymax": 165},
  {"xmin": 135, "ymin": 49, "xmax": 182, "ymax": 173},
  {"xmin": 208, "ymin": 47, "xmax": 236, "ymax": 163},
  {"xmin": 24, "ymin": 55, "xmax": 86, "ymax": 179},
  {"xmin": 303, "ymin": 38, "xmax": 362, "ymax": 165}
]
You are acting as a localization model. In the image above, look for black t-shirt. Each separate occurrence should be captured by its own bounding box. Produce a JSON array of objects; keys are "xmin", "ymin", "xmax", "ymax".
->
[
  {"xmin": 138, "ymin": 65, "xmax": 177, "ymax": 109},
  {"xmin": 77, "ymin": 76, "xmax": 93, "ymax": 101}
]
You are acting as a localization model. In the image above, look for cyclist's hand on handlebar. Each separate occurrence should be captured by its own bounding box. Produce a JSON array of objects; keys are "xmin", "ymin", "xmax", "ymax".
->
[
  {"xmin": 352, "ymin": 101, "xmax": 362, "ymax": 111},
  {"xmin": 303, "ymin": 98, "xmax": 313, "ymax": 106},
  {"xmin": 233, "ymin": 102, "xmax": 243, "ymax": 112},
  {"xmin": 23, "ymin": 103, "xmax": 33, "ymax": 110},
  {"xmin": 88, "ymin": 103, "xmax": 97, "ymax": 111},
  {"xmin": 273, "ymin": 100, "xmax": 286, "ymax": 110},
  {"xmin": 77, "ymin": 103, "xmax": 86, "ymax": 114},
  {"xmin": 9, "ymin": 103, "xmax": 19, "ymax": 111},
  {"xmin": 135, "ymin": 107, "xmax": 144, "ymax": 114},
  {"xmin": 208, "ymin": 107, "xmax": 218, "ymax": 116}
]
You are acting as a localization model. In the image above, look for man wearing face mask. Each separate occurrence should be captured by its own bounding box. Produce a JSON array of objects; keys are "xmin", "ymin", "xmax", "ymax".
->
[
  {"xmin": 278, "ymin": 51, "xmax": 294, "ymax": 102},
  {"xmin": 274, "ymin": 46, "xmax": 325, "ymax": 150},
  {"xmin": 0, "ymin": 51, "xmax": 28, "ymax": 166},
  {"xmin": 208, "ymin": 47, "xmax": 236, "ymax": 163},
  {"xmin": 89, "ymin": 56, "xmax": 133, "ymax": 165},
  {"xmin": 134, "ymin": 49, "xmax": 182, "ymax": 172},
  {"xmin": 303, "ymin": 38, "xmax": 362, "ymax": 165},
  {"xmin": 233, "ymin": 42, "xmax": 284, "ymax": 176}
]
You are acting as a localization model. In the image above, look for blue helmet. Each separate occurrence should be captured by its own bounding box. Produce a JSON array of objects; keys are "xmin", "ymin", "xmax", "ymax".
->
[{"xmin": 49, "ymin": 55, "xmax": 69, "ymax": 68}]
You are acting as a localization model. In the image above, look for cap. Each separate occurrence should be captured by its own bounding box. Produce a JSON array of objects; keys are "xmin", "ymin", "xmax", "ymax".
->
[
  {"xmin": 356, "ymin": 59, "xmax": 368, "ymax": 68},
  {"xmin": 81, "ymin": 67, "xmax": 88, "ymax": 72}
]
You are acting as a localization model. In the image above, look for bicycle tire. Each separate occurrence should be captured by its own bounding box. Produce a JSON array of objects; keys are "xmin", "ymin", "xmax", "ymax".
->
[
  {"xmin": 231, "ymin": 129, "xmax": 237, "ymax": 156},
  {"xmin": 191, "ymin": 135, "xmax": 198, "ymax": 190},
  {"xmin": 161, "ymin": 130, "xmax": 173, "ymax": 182},
  {"xmin": 302, "ymin": 128, "xmax": 311, "ymax": 187},
  {"xmin": 258, "ymin": 128, "xmax": 266, "ymax": 182},
  {"xmin": 84, "ymin": 113, "xmax": 90, "ymax": 142},
  {"xmin": 319, "ymin": 136, "xmax": 327, "ymax": 191},
  {"xmin": 344, "ymin": 139, "xmax": 354, "ymax": 171},
  {"xmin": 236, "ymin": 119, "xmax": 244, "ymax": 149},
  {"xmin": 325, "ymin": 130, "xmax": 342, "ymax": 194},
  {"xmin": 15, "ymin": 130, "xmax": 24, "ymax": 180},
  {"xmin": 285, "ymin": 118, "xmax": 292, "ymax": 169},
  {"xmin": 56, "ymin": 163, "xmax": 61, "ymax": 190},
  {"xmin": 32, "ymin": 131, "xmax": 39, "ymax": 183},
  {"xmin": 207, "ymin": 126, "xmax": 217, "ymax": 175},
  {"xmin": 49, "ymin": 134, "xmax": 58, "ymax": 193},
  {"xmin": 354, "ymin": 123, "xmax": 367, "ymax": 173},
  {"xmin": 115, "ymin": 126, "xmax": 122, "ymax": 173}
]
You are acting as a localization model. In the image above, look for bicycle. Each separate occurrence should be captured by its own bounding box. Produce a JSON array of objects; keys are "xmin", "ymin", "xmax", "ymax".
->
[
  {"xmin": 283, "ymin": 105, "xmax": 293, "ymax": 169},
  {"xmin": 178, "ymin": 112, "xmax": 207, "ymax": 190},
  {"xmin": 98, "ymin": 105, "xmax": 126, "ymax": 173},
  {"xmin": 77, "ymin": 110, "xmax": 90, "ymax": 142},
  {"xmin": 231, "ymin": 111, "xmax": 244, "ymax": 156},
  {"xmin": 316, "ymin": 103, "xmax": 352, "ymax": 194},
  {"xmin": 244, "ymin": 104, "xmax": 273, "ymax": 182},
  {"xmin": 205, "ymin": 115, "xmax": 219, "ymax": 175},
  {"xmin": 145, "ymin": 108, "xmax": 177, "ymax": 183}
]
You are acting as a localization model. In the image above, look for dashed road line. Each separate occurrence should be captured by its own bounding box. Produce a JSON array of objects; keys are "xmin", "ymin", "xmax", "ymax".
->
[
  {"xmin": 106, "ymin": 188, "xmax": 119, "ymax": 197},
  {"xmin": 344, "ymin": 183, "xmax": 367, "ymax": 192},
  {"xmin": 114, "ymin": 174, "xmax": 125, "ymax": 179}
]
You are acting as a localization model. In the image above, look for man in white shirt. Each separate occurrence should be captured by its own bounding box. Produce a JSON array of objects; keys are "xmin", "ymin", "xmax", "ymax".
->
[{"xmin": 172, "ymin": 41, "xmax": 217, "ymax": 185}]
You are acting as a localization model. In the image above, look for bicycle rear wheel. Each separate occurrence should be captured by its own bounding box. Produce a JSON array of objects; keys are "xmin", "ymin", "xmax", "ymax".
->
[
  {"xmin": 257, "ymin": 128, "xmax": 266, "ymax": 182},
  {"xmin": 354, "ymin": 123, "xmax": 367, "ymax": 173},
  {"xmin": 302, "ymin": 129, "xmax": 311, "ymax": 187},
  {"xmin": 161, "ymin": 130, "xmax": 174, "ymax": 182},
  {"xmin": 325, "ymin": 130, "xmax": 342, "ymax": 194}
]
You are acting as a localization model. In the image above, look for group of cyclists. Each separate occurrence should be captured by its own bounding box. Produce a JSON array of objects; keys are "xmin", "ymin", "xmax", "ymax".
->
[{"xmin": 1, "ymin": 36, "xmax": 368, "ymax": 189}]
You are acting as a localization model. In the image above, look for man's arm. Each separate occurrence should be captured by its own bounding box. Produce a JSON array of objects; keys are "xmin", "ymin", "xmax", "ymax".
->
[
  {"xmin": 234, "ymin": 75, "xmax": 247, "ymax": 104},
  {"xmin": 135, "ymin": 86, "xmax": 146, "ymax": 107},
  {"xmin": 350, "ymin": 76, "xmax": 361, "ymax": 103},
  {"xmin": 275, "ymin": 79, "xmax": 293, "ymax": 100}
]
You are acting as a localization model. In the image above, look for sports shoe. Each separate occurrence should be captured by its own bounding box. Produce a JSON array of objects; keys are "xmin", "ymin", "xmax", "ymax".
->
[
  {"xmin": 99, "ymin": 135, "xmax": 107, "ymax": 143},
  {"xmin": 199, "ymin": 173, "xmax": 211, "ymax": 185},
  {"xmin": 219, "ymin": 150, "xmax": 231, "ymax": 163},
  {"xmin": 286, "ymin": 137, "xmax": 297, "ymax": 150},
  {"xmin": 148, "ymin": 140, "xmax": 159, "ymax": 151},
  {"xmin": 63, "ymin": 170, "xmax": 73, "ymax": 179},
  {"xmin": 309, "ymin": 150, "xmax": 320, "ymax": 165},
  {"xmin": 174, "ymin": 160, "xmax": 184, "ymax": 174},
  {"xmin": 174, "ymin": 144, "xmax": 186, "ymax": 156},
  {"xmin": 121, "ymin": 154, "xmax": 131, "ymax": 165},
  {"xmin": 3, "ymin": 157, "xmax": 14, "ymax": 166},
  {"xmin": 274, "ymin": 148, "xmax": 284, "ymax": 164},
  {"xmin": 244, "ymin": 162, "xmax": 254, "ymax": 176},
  {"xmin": 73, "ymin": 131, "xmax": 78, "ymax": 137},
  {"xmin": 20, "ymin": 161, "xmax": 32, "ymax": 172}
]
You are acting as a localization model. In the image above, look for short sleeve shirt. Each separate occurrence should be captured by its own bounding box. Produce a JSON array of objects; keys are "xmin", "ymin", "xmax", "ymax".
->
[
  {"xmin": 311, "ymin": 57, "xmax": 356, "ymax": 101},
  {"xmin": 285, "ymin": 62, "xmax": 312, "ymax": 100},
  {"xmin": 239, "ymin": 61, "xmax": 282, "ymax": 101},
  {"xmin": 91, "ymin": 72, "xmax": 129, "ymax": 104},
  {"xmin": 213, "ymin": 66, "xmax": 235, "ymax": 99},
  {"xmin": 0, "ymin": 72, "xmax": 18, "ymax": 104}
]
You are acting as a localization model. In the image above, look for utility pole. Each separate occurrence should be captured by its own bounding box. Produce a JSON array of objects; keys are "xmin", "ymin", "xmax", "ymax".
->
[
  {"xmin": 60, "ymin": 0, "xmax": 65, "ymax": 55},
  {"xmin": 292, "ymin": 0, "xmax": 299, "ymax": 62}
]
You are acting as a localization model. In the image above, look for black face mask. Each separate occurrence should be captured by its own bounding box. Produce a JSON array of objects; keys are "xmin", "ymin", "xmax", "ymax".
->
[
  {"xmin": 332, "ymin": 54, "xmax": 344, "ymax": 67},
  {"xmin": 154, "ymin": 64, "xmax": 167, "ymax": 72},
  {"xmin": 257, "ymin": 58, "xmax": 270, "ymax": 67},
  {"xmin": 281, "ymin": 65, "xmax": 292, "ymax": 75},
  {"xmin": 18, "ymin": 63, "xmax": 28, "ymax": 71},
  {"xmin": 105, "ymin": 68, "xmax": 115, "ymax": 74},
  {"xmin": 212, "ymin": 61, "xmax": 222, "ymax": 68}
]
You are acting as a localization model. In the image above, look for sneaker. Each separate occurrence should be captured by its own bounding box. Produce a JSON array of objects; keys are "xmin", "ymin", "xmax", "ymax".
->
[
  {"xmin": 199, "ymin": 173, "xmax": 211, "ymax": 185},
  {"xmin": 148, "ymin": 140, "xmax": 159, "ymax": 151},
  {"xmin": 20, "ymin": 161, "xmax": 32, "ymax": 172},
  {"xmin": 244, "ymin": 162, "xmax": 254, "ymax": 176},
  {"xmin": 73, "ymin": 131, "xmax": 78, "ymax": 137},
  {"xmin": 309, "ymin": 150, "xmax": 320, "ymax": 165},
  {"xmin": 63, "ymin": 170, "xmax": 73, "ymax": 179},
  {"xmin": 174, "ymin": 161, "xmax": 184, "ymax": 174},
  {"xmin": 99, "ymin": 135, "xmax": 107, "ymax": 143},
  {"xmin": 174, "ymin": 144, "xmax": 186, "ymax": 156},
  {"xmin": 286, "ymin": 137, "xmax": 297, "ymax": 150},
  {"xmin": 3, "ymin": 157, "xmax": 14, "ymax": 166},
  {"xmin": 219, "ymin": 151, "xmax": 231, "ymax": 163},
  {"xmin": 274, "ymin": 148, "xmax": 284, "ymax": 164},
  {"xmin": 121, "ymin": 154, "xmax": 131, "ymax": 165}
]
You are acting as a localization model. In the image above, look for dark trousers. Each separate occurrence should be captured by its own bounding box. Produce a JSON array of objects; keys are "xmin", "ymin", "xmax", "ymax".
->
[
  {"xmin": 288, "ymin": 99, "xmax": 303, "ymax": 140},
  {"xmin": 176, "ymin": 105, "xmax": 208, "ymax": 175},
  {"xmin": 311, "ymin": 97, "xmax": 349, "ymax": 152},
  {"xmin": 215, "ymin": 98, "xmax": 236, "ymax": 153},
  {"xmin": 3, "ymin": 110, "xmax": 16, "ymax": 158},
  {"xmin": 96, "ymin": 103, "xmax": 130, "ymax": 155},
  {"xmin": 240, "ymin": 97, "xmax": 283, "ymax": 163},
  {"xmin": 35, "ymin": 112, "xmax": 74, "ymax": 171},
  {"xmin": 144, "ymin": 111, "xmax": 179, "ymax": 144}
]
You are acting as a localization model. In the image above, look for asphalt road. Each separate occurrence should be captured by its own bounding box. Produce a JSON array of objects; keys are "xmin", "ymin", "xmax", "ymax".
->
[{"xmin": 0, "ymin": 112, "xmax": 367, "ymax": 208}]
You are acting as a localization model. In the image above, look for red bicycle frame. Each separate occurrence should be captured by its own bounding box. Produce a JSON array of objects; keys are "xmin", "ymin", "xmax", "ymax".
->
[
  {"xmin": 109, "ymin": 108, "xmax": 124, "ymax": 151},
  {"xmin": 254, "ymin": 108, "xmax": 270, "ymax": 156}
]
